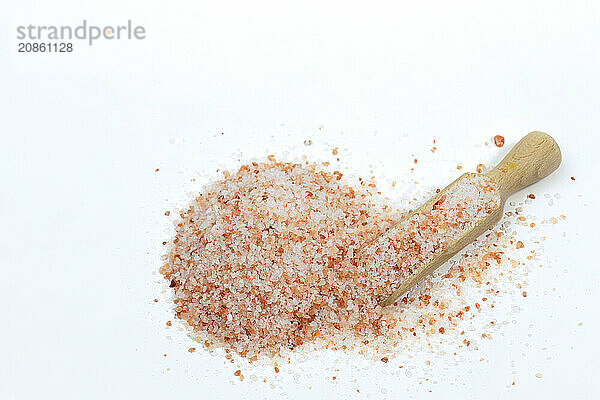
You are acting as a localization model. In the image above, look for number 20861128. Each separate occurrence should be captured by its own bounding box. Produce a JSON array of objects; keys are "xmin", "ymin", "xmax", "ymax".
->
[{"xmin": 18, "ymin": 42, "xmax": 73, "ymax": 52}]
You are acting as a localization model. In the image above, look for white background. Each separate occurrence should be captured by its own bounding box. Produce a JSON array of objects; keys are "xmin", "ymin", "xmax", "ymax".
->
[{"xmin": 1, "ymin": 0, "xmax": 599, "ymax": 399}]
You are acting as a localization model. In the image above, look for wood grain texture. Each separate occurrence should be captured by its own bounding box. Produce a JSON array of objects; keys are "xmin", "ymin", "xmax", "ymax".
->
[{"xmin": 377, "ymin": 131, "xmax": 561, "ymax": 307}]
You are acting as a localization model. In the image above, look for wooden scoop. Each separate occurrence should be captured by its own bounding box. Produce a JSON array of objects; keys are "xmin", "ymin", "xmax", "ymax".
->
[{"xmin": 375, "ymin": 131, "xmax": 562, "ymax": 307}]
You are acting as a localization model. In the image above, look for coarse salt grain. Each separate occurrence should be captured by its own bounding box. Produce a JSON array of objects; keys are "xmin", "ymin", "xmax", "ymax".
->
[
  {"xmin": 493, "ymin": 135, "xmax": 505, "ymax": 147},
  {"xmin": 161, "ymin": 159, "xmax": 507, "ymax": 357},
  {"xmin": 161, "ymin": 159, "xmax": 395, "ymax": 355}
]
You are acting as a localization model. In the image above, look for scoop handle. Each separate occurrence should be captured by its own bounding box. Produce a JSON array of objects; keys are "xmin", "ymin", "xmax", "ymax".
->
[{"xmin": 486, "ymin": 131, "xmax": 562, "ymax": 199}]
